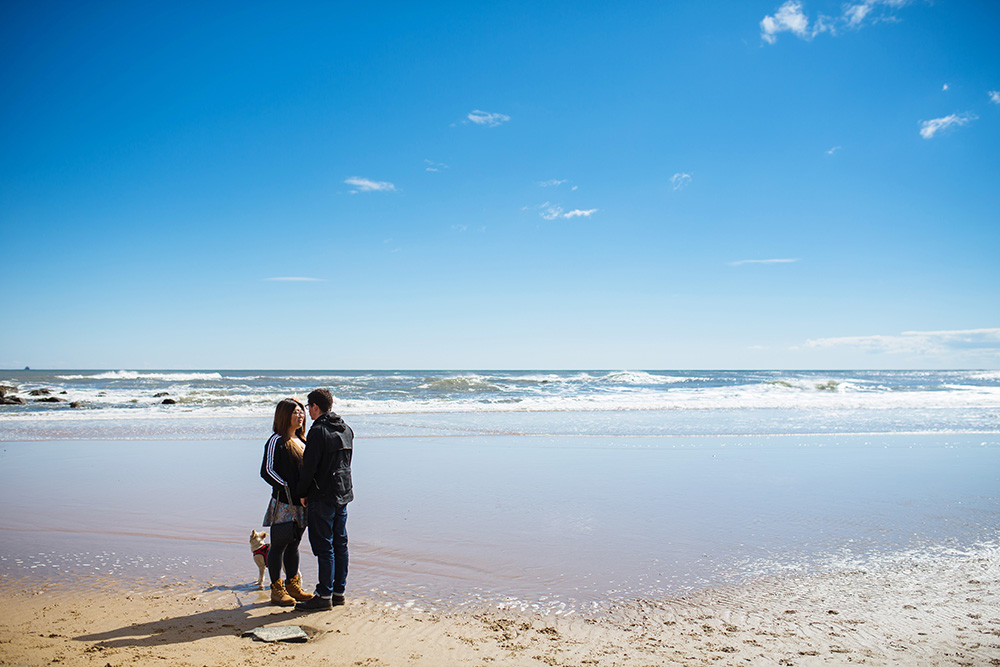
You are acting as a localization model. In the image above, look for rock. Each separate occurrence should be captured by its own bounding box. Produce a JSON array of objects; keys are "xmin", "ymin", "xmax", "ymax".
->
[
  {"xmin": 34, "ymin": 396, "xmax": 64, "ymax": 403},
  {"xmin": 242, "ymin": 625, "xmax": 307, "ymax": 643},
  {"xmin": 28, "ymin": 388, "xmax": 51, "ymax": 396},
  {"xmin": 0, "ymin": 396, "xmax": 26, "ymax": 405},
  {"xmin": 161, "ymin": 398, "xmax": 177, "ymax": 405},
  {"xmin": 0, "ymin": 385, "xmax": 16, "ymax": 398},
  {"xmin": 153, "ymin": 392, "xmax": 170, "ymax": 398},
  {"xmin": 70, "ymin": 402, "xmax": 83, "ymax": 408}
]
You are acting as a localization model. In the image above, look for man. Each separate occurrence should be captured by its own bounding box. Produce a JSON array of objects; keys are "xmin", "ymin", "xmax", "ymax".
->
[{"xmin": 295, "ymin": 388, "xmax": 354, "ymax": 611}]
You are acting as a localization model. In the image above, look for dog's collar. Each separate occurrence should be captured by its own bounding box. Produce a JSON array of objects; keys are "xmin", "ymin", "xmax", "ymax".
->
[{"xmin": 253, "ymin": 544, "xmax": 269, "ymax": 557}]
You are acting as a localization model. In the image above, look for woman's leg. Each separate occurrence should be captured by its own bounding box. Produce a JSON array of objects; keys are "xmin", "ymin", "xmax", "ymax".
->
[
  {"xmin": 282, "ymin": 533, "xmax": 301, "ymax": 578},
  {"xmin": 267, "ymin": 542, "xmax": 286, "ymax": 583},
  {"xmin": 268, "ymin": 526, "xmax": 296, "ymax": 582},
  {"xmin": 267, "ymin": 534, "xmax": 296, "ymax": 606}
]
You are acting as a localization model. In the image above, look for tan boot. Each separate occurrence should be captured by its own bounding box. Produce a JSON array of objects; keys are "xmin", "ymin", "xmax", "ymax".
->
[
  {"xmin": 285, "ymin": 573, "xmax": 314, "ymax": 602},
  {"xmin": 270, "ymin": 579, "xmax": 295, "ymax": 606}
]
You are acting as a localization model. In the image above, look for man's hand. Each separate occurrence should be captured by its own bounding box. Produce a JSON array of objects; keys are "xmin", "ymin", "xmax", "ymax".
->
[{"xmin": 300, "ymin": 497, "xmax": 308, "ymax": 507}]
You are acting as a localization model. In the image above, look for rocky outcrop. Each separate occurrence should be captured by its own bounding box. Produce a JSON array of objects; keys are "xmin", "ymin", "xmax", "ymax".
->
[
  {"xmin": 28, "ymin": 388, "xmax": 52, "ymax": 396},
  {"xmin": 0, "ymin": 396, "xmax": 26, "ymax": 405},
  {"xmin": 0, "ymin": 385, "xmax": 16, "ymax": 398},
  {"xmin": 161, "ymin": 398, "xmax": 177, "ymax": 405},
  {"xmin": 34, "ymin": 396, "xmax": 64, "ymax": 403}
]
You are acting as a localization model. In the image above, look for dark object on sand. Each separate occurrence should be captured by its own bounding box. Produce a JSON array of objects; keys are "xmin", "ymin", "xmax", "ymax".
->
[{"xmin": 161, "ymin": 398, "xmax": 177, "ymax": 404}]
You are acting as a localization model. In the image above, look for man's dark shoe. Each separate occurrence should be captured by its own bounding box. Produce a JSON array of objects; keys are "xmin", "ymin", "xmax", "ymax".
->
[
  {"xmin": 332, "ymin": 594, "xmax": 346, "ymax": 607},
  {"xmin": 295, "ymin": 595, "xmax": 333, "ymax": 612}
]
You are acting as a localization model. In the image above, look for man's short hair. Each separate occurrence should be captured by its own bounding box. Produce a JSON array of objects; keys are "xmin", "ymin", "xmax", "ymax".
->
[{"xmin": 307, "ymin": 388, "xmax": 334, "ymax": 413}]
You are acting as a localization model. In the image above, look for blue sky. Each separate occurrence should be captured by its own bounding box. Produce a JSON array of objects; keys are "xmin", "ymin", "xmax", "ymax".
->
[{"xmin": 2, "ymin": 0, "xmax": 998, "ymax": 370}]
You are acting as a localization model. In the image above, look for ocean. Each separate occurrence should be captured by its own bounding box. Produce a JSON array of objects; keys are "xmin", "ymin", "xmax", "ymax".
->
[
  {"xmin": 1, "ymin": 369, "xmax": 998, "ymax": 613},
  {"xmin": 2, "ymin": 369, "xmax": 999, "ymax": 439}
]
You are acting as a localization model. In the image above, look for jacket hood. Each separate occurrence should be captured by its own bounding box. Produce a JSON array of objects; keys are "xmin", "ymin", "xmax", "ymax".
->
[{"xmin": 315, "ymin": 411, "xmax": 347, "ymax": 432}]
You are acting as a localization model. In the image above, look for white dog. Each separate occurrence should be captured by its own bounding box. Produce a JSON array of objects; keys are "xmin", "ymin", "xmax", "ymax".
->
[{"xmin": 250, "ymin": 530, "xmax": 269, "ymax": 589}]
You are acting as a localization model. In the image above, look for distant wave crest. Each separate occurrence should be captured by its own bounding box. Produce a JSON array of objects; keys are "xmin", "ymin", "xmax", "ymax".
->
[
  {"xmin": 57, "ymin": 371, "xmax": 224, "ymax": 382},
  {"xmin": 603, "ymin": 371, "xmax": 702, "ymax": 385},
  {"xmin": 418, "ymin": 375, "xmax": 503, "ymax": 393}
]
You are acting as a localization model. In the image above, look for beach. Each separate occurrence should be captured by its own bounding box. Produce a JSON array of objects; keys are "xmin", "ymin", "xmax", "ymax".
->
[{"xmin": 1, "ymin": 370, "xmax": 999, "ymax": 664}]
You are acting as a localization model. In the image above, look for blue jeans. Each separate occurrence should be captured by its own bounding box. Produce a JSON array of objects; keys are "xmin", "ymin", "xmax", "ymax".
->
[{"xmin": 307, "ymin": 498, "xmax": 348, "ymax": 598}]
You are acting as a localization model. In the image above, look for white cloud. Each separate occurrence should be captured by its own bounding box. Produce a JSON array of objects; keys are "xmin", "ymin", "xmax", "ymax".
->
[
  {"xmin": 539, "ymin": 179, "xmax": 568, "ymax": 187},
  {"xmin": 802, "ymin": 328, "xmax": 1000, "ymax": 356},
  {"xmin": 540, "ymin": 203, "xmax": 562, "ymax": 220},
  {"xmin": 826, "ymin": 145, "xmax": 842, "ymax": 155},
  {"xmin": 843, "ymin": 1, "xmax": 873, "ymax": 27},
  {"xmin": 467, "ymin": 110, "xmax": 510, "ymax": 127},
  {"xmin": 424, "ymin": 159, "xmax": 448, "ymax": 172},
  {"xmin": 919, "ymin": 112, "xmax": 977, "ymax": 139},
  {"xmin": 536, "ymin": 203, "xmax": 598, "ymax": 220},
  {"xmin": 265, "ymin": 277, "xmax": 324, "ymax": 282},
  {"xmin": 761, "ymin": 0, "xmax": 911, "ymax": 44},
  {"xmin": 761, "ymin": 1, "xmax": 810, "ymax": 44},
  {"xmin": 671, "ymin": 173, "xmax": 692, "ymax": 190},
  {"xmin": 942, "ymin": 83, "xmax": 949, "ymax": 91},
  {"xmin": 989, "ymin": 91, "xmax": 1000, "ymax": 105},
  {"xmin": 729, "ymin": 258, "xmax": 800, "ymax": 266},
  {"xmin": 345, "ymin": 176, "xmax": 397, "ymax": 193}
]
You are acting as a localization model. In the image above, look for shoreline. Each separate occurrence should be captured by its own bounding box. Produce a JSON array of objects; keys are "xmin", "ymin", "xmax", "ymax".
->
[{"xmin": 2, "ymin": 543, "xmax": 997, "ymax": 666}]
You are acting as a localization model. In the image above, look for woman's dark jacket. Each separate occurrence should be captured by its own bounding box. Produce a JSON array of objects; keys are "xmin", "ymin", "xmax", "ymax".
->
[
  {"xmin": 296, "ymin": 411, "xmax": 354, "ymax": 505},
  {"xmin": 260, "ymin": 433, "xmax": 304, "ymax": 506}
]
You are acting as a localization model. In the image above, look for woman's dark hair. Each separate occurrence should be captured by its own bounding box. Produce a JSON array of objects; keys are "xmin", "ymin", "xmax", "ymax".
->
[
  {"xmin": 272, "ymin": 398, "xmax": 306, "ymax": 464},
  {"xmin": 273, "ymin": 398, "xmax": 307, "ymax": 439}
]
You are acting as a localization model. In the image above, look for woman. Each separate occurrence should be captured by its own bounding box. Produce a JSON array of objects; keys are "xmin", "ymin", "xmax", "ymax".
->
[{"xmin": 260, "ymin": 398, "xmax": 314, "ymax": 606}]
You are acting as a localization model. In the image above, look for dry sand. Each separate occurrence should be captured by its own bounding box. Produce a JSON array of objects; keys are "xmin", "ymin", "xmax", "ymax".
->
[{"xmin": 2, "ymin": 546, "xmax": 998, "ymax": 667}]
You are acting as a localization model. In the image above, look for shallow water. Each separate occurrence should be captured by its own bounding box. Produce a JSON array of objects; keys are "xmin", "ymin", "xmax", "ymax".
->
[
  {"xmin": 1, "ymin": 425, "xmax": 997, "ymax": 612},
  {"xmin": 3, "ymin": 406, "xmax": 999, "ymax": 442}
]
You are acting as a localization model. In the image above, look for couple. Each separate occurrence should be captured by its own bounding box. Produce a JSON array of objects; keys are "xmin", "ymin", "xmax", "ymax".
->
[{"xmin": 260, "ymin": 388, "xmax": 354, "ymax": 612}]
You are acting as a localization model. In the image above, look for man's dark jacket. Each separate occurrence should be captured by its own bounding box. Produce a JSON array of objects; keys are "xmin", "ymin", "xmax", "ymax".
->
[{"xmin": 296, "ymin": 412, "xmax": 354, "ymax": 505}]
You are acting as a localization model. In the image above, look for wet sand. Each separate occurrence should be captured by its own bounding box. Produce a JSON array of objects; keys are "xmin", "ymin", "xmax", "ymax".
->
[{"xmin": 1, "ymin": 543, "xmax": 998, "ymax": 666}]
